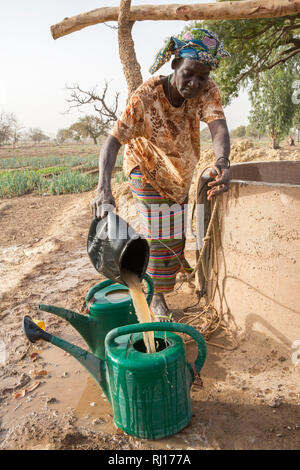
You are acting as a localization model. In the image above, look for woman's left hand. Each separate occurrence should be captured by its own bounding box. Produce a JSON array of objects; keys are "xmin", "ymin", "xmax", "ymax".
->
[{"xmin": 207, "ymin": 167, "xmax": 230, "ymax": 200}]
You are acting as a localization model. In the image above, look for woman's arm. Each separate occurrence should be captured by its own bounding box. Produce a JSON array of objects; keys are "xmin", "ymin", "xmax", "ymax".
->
[
  {"xmin": 91, "ymin": 135, "xmax": 121, "ymax": 218},
  {"xmin": 207, "ymin": 119, "xmax": 231, "ymax": 200}
]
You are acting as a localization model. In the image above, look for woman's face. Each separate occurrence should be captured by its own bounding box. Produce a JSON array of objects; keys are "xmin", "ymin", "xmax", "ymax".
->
[{"xmin": 173, "ymin": 59, "xmax": 211, "ymax": 99}]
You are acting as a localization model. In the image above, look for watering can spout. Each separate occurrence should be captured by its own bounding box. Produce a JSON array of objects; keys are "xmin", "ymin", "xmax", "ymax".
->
[
  {"xmin": 38, "ymin": 304, "xmax": 94, "ymax": 352},
  {"xmin": 22, "ymin": 316, "xmax": 111, "ymax": 403}
]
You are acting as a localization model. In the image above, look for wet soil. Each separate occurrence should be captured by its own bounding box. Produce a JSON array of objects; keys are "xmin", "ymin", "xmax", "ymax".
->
[{"xmin": 0, "ymin": 142, "xmax": 300, "ymax": 450}]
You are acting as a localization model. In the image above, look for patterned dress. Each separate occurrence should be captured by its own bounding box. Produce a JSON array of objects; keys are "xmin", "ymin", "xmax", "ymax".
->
[{"xmin": 112, "ymin": 75, "xmax": 226, "ymax": 293}]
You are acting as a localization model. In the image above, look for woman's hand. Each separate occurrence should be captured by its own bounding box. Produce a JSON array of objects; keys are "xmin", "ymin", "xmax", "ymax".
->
[
  {"xmin": 91, "ymin": 187, "xmax": 116, "ymax": 219},
  {"xmin": 207, "ymin": 165, "xmax": 230, "ymax": 201}
]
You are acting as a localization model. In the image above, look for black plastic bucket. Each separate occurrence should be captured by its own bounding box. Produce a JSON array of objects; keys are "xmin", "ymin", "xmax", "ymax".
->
[{"xmin": 87, "ymin": 213, "xmax": 150, "ymax": 285}]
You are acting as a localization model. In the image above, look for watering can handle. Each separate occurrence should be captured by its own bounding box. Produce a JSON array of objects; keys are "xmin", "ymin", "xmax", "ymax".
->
[
  {"xmin": 85, "ymin": 273, "xmax": 154, "ymax": 306},
  {"xmin": 105, "ymin": 322, "xmax": 206, "ymax": 375}
]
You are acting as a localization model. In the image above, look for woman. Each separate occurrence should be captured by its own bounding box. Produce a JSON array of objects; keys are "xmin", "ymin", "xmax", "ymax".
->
[{"xmin": 91, "ymin": 28, "xmax": 231, "ymax": 320}]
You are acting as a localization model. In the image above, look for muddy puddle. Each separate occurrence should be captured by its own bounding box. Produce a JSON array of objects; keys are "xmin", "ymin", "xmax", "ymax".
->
[
  {"xmin": 3, "ymin": 338, "xmax": 196, "ymax": 449},
  {"xmin": 74, "ymin": 376, "xmax": 197, "ymax": 450},
  {"xmin": 75, "ymin": 376, "xmax": 114, "ymax": 431}
]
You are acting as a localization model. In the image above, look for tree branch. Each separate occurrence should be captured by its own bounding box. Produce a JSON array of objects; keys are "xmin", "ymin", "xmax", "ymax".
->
[
  {"xmin": 263, "ymin": 48, "xmax": 300, "ymax": 68},
  {"xmin": 234, "ymin": 22, "xmax": 298, "ymax": 86},
  {"xmin": 51, "ymin": 1, "xmax": 300, "ymax": 40},
  {"xmin": 118, "ymin": 0, "xmax": 143, "ymax": 99},
  {"xmin": 103, "ymin": 22, "xmax": 118, "ymax": 31},
  {"xmin": 230, "ymin": 13, "xmax": 300, "ymax": 40},
  {"xmin": 64, "ymin": 83, "xmax": 120, "ymax": 122}
]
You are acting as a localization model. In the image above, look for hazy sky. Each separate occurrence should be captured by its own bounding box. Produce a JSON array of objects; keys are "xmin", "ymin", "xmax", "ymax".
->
[{"xmin": 1, "ymin": 0, "xmax": 250, "ymax": 138}]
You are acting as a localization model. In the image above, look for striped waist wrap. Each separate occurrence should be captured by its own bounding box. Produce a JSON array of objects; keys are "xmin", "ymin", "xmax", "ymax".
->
[{"xmin": 129, "ymin": 168, "xmax": 187, "ymax": 293}]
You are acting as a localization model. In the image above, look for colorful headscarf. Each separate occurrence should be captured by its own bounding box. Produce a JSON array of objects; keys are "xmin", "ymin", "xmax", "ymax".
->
[{"xmin": 149, "ymin": 28, "xmax": 230, "ymax": 74}]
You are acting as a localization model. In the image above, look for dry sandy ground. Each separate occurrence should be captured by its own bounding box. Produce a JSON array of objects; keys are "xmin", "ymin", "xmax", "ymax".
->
[{"xmin": 0, "ymin": 141, "xmax": 299, "ymax": 450}]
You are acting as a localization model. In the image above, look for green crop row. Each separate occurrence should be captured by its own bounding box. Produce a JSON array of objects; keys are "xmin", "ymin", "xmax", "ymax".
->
[
  {"xmin": 0, "ymin": 166, "xmax": 70, "ymax": 177},
  {"xmin": 34, "ymin": 166, "xmax": 68, "ymax": 175},
  {"xmin": 0, "ymin": 170, "xmax": 98, "ymax": 198},
  {"xmin": 38, "ymin": 171, "xmax": 98, "ymax": 195},
  {"xmin": 0, "ymin": 154, "xmax": 99, "ymax": 170},
  {"xmin": 0, "ymin": 171, "xmax": 40, "ymax": 197},
  {"xmin": 115, "ymin": 153, "xmax": 124, "ymax": 168}
]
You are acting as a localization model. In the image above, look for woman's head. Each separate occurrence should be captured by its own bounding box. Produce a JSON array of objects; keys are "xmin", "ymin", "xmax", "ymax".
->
[{"xmin": 171, "ymin": 58, "xmax": 211, "ymax": 99}]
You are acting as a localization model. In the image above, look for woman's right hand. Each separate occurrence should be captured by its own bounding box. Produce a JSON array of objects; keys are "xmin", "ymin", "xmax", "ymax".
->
[
  {"xmin": 91, "ymin": 187, "xmax": 116, "ymax": 219},
  {"xmin": 90, "ymin": 135, "xmax": 121, "ymax": 218}
]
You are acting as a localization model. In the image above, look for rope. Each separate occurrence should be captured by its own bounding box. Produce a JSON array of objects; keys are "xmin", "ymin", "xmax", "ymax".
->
[{"xmin": 177, "ymin": 164, "xmax": 239, "ymax": 351}]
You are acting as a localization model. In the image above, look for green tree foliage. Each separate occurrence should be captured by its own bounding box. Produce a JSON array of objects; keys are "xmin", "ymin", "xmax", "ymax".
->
[
  {"xmin": 186, "ymin": 0, "xmax": 300, "ymax": 105},
  {"xmin": 249, "ymin": 64, "xmax": 296, "ymax": 148},
  {"xmin": 61, "ymin": 126, "xmax": 79, "ymax": 142},
  {"xmin": 245, "ymin": 123, "xmax": 261, "ymax": 139},
  {"xmin": 68, "ymin": 115, "xmax": 110, "ymax": 145},
  {"xmin": 231, "ymin": 125, "xmax": 246, "ymax": 138}
]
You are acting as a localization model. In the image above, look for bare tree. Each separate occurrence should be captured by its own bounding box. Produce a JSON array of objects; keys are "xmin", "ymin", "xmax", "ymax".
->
[
  {"xmin": 0, "ymin": 112, "xmax": 17, "ymax": 146},
  {"xmin": 65, "ymin": 82, "xmax": 120, "ymax": 123},
  {"xmin": 28, "ymin": 128, "xmax": 49, "ymax": 145},
  {"xmin": 56, "ymin": 128, "xmax": 68, "ymax": 144},
  {"xmin": 11, "ymin": 121, "xmax": 25, "ymax": 148}
]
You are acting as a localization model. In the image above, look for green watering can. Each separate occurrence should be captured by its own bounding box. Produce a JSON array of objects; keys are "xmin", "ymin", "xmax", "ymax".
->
[
  {"xmin": 36, "ymin": 274, "xmax": 153, "ymax": 360},
  {"xmin": 23, "ymin": 316, "xmax": 206, "ymax": 439}
]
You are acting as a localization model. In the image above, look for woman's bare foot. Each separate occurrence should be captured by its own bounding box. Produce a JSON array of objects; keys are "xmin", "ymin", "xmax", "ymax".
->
[{"xmin": 151, "ymin": 293, "xmax": 172, "ymax": 322}]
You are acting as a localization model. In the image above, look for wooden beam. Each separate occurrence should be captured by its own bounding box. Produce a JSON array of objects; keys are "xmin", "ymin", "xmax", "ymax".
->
[
  {"xmin": 118, "ymin": 0, "xmax": 143, "ymax": 98},
  {"xmin": 51, "ymin": 1, "xmax": 300, "ymax": 40}
]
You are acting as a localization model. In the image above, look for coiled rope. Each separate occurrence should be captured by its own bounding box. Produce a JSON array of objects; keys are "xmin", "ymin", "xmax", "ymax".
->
[{"xmin": 178, "ymin": 164, "xmax": 238, "ymax": 351}]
